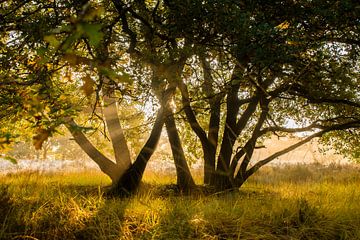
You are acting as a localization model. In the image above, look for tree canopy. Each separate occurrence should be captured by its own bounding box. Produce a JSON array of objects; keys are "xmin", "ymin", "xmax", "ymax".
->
[{"xmin": 1, "ymin": 0, "xmax": 359, "ymax": 195}]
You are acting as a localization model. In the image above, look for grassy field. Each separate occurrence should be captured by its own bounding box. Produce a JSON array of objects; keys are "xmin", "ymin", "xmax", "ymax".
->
[{"xmin": 1, "ymin": 164, "xmax": 360, "ymax": 240}]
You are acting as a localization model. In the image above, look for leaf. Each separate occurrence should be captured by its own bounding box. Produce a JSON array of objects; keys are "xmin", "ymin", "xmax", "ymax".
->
[
  {"xmin": 81, "ymin": 75, "xmax": 95, "ymax": 96},
  {"xmin": 78, "ymin": 23, "xmax": 104, "ymax": 47},
  {"xmin": 286, "ymin": 40, "xmax": 300, "ymax": 46},
  {"xmin": 61, "ymin": 32, "xmax": 82, "ymax": 50},
  {"xmin": 276, "ymin": 21, "xmax": 290, "ymax": 30},
  {"xmin": 63, "ymin": 54, "xmax": 78, "ymax": 65},
  {"xmin": 49, "ymin": 24, "xmax": 72, "ymax": 34},
  {"xmin": 4, "ymin": 156, "xmax": 17, "ymax": 164},
  {"xmin": 36, "ymin": 46, "xmax": 47, "ymax": 56},
  {"xmin": 33, "ymin": 129, "xmax": 50, "ymax": 150},
  {"xmin": 44, "ymin": 35, "xmax": 60, "ymax": 48}
]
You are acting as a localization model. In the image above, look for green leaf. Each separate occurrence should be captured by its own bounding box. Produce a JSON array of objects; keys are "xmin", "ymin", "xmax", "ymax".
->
[
  {"xmin": 4, "ymin": 156, "xmax": 17, "ymax": 164},
  {"xmin": 62, "ymin": 32, "xmax": 82, "ymax": 51},
  {"xmin": 79, "ymin": 23, "xmax": 104, "ymax": 47},
  {"xmin": 44, "ymin": 35, "xmax": 60, "ymax": 48},
  {"xmin": 36, "ymin": 47, "xmax": 47, "ymax": 56}
]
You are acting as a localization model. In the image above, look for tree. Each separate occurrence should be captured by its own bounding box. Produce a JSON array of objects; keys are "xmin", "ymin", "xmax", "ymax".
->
[
  {"xmin": 166, "ymin": 0, "xmax": 360, "ymax": 190},
  {"xmin": 0, "ymin": 0, "xmax": 195, "ymax": 195},
  {"xmin": 1, "ymin": 0, "xmax": 359, "ymax": 195}
]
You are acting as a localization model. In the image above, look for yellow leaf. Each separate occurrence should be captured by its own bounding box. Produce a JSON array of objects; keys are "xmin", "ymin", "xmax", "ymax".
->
[
  {"xmin": 59, "ymin": 94, "xmax": 67, "ymax": 101},
  {"xmin": 286, "ymin": 40, "xmax": 299, "ymax": 45},
  {"xmin": 276, "ymin": 21, "xmax": 290, "ymax": 30},
  {"xmin": 27, "ymin": 59, "xmax": 37, "ymax": 66}
]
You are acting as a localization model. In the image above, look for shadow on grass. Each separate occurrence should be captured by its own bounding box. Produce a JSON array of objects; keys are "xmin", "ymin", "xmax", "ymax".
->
[{"xmin": 0, "ymin": 179, "xmax": 129, "ymax": 240}]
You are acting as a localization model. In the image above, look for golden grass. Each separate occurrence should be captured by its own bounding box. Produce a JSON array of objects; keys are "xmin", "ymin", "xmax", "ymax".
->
[{"xmin": 0, "ymin": 164, "xmax": 359, "ymax": 239}]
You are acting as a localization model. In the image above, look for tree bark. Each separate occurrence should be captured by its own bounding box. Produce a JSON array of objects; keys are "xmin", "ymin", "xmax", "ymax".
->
[
  {"xmin": 165, "ymin": 109, "xmax": 196, "ymax": 192},
  {"xmin": 178, "ymin": 78, "xmax": 214, "ymax": 185},
  {"xmin": 200, "ymin": 55, "xmax": 221, "ymax": 184},
  {"xmin": 212, "ymin": 80, "xmax": 242, "ymax": 190},
  {"xmin": 235, "ymin": 100, "xmax": 268, "ymax": 184},
  {"xmin": 212, "ymin": 65, "xmax": 259, "ymax": 190},
  {"xmin": 65, "ymin": 119, "xmax": 121, "ymax": 183},
  {"xmin": 103, "ymin": 94, "xmax": 131, "ymax": 174},
  {"xmin": 110, "ymin": 106, "xmax": 166, "ymax": 196},
  {"xmin": 203, "ymin": 143, "xmax": 217, "ymax": 185},
  {"xmin": 42, "ymin": 141, "xmax": 50, "ymax": 160}
]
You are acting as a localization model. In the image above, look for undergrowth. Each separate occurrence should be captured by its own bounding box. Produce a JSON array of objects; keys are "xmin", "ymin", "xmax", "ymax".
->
[{"xmin": 0, "ymin": 164, "xmax": 359, "ymax": 239}]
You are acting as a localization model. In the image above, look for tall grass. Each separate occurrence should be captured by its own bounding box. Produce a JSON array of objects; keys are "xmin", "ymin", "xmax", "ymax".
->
[{"xmin": 0, "ymin": 164, "xmax": 359, "ymax": 239}]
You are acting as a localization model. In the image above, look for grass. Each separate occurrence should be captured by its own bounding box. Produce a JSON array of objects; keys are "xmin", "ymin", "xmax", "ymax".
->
[{"xmin": 0, "ymin": 164, "xmax": 360, "ymax": 239}]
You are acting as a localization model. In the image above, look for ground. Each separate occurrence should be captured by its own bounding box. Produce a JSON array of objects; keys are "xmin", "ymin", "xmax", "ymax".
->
[{"xmin": 0, "ymin": 164, "xmax": 359, "ymax": 239}]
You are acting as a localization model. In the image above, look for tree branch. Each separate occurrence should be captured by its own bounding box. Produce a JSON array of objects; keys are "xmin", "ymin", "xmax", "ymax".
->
[
  {"xmin": 245, "ymin": 121, "xmax": 360, "ymax": 180},
  {"xmin": 260, "ymin": 122, "xmax": 323, "ymax": 135},
  {"xmin": 233, "ymin": 97, "xmax": 270, "ymax": 181},
  {"xmin": 289, "ymin": 83, "xmax": 360, "ymax": 108},
  {"xmin": 112, "ymin": 1, "xmax": 140, "ymax": 56},
  {"xmin": 178, "ymin": 78, "xmax": 209, "ymax": 146},
  {"xmin": 65, "ymin": 118, "xmax": 120, "ymax": 183}
]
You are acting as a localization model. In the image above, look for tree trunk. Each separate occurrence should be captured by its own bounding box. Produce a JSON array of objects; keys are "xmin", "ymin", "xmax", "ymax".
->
[
  {"xmin": 204, "ymin": 96, "xmax": 221, "ymax": 185},
  {"xmin": 110, "ymin": 107, "xmax": 166, "ymax": 196},
  {"xmin": 236, "ymin": 101, "xmax": 268, "ymax": 183},
  {"xmin": 212, "ymin": 99, "xmax": 239, "ymax": 190},
  {"xmin": 203, "ymin": 144, "xmax": 216, "ymax": 185},
  {"xmin": 66, "ymin": 119, "xmax": 121, "ymax": 183},
  {"xmin": 200, "ymin": 54, "xmax": 221, "ymax": 185},
  {"xmin": 103, "ymin": 94, "xmax": 131, "ymax": 175},
  {"xmin": 178, "ymin": 76, "xmax": 219, "ymax": 185},
  {"xmin": 165, "ymin": 110, "xmax": 195, "ymax": 192},
  {"xmin": 42, "ymin": 141, "xmax": 49, "ymax": 160},
  {"xmin": 42, "ymin": 147, "xmax": 47, "ymax": 160},
  {"xmin": 212, "ymin": 69, "xmax": 242, "ymax": 190},
  {"xmin": 212, "ymin": 155, "xmax": 233, "ymax": 191}
]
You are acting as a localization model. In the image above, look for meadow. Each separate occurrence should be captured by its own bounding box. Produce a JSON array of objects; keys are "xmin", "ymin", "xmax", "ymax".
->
[{"xmin": 1, "ymin": 164, "xmax": 360, "ymax": 240}]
